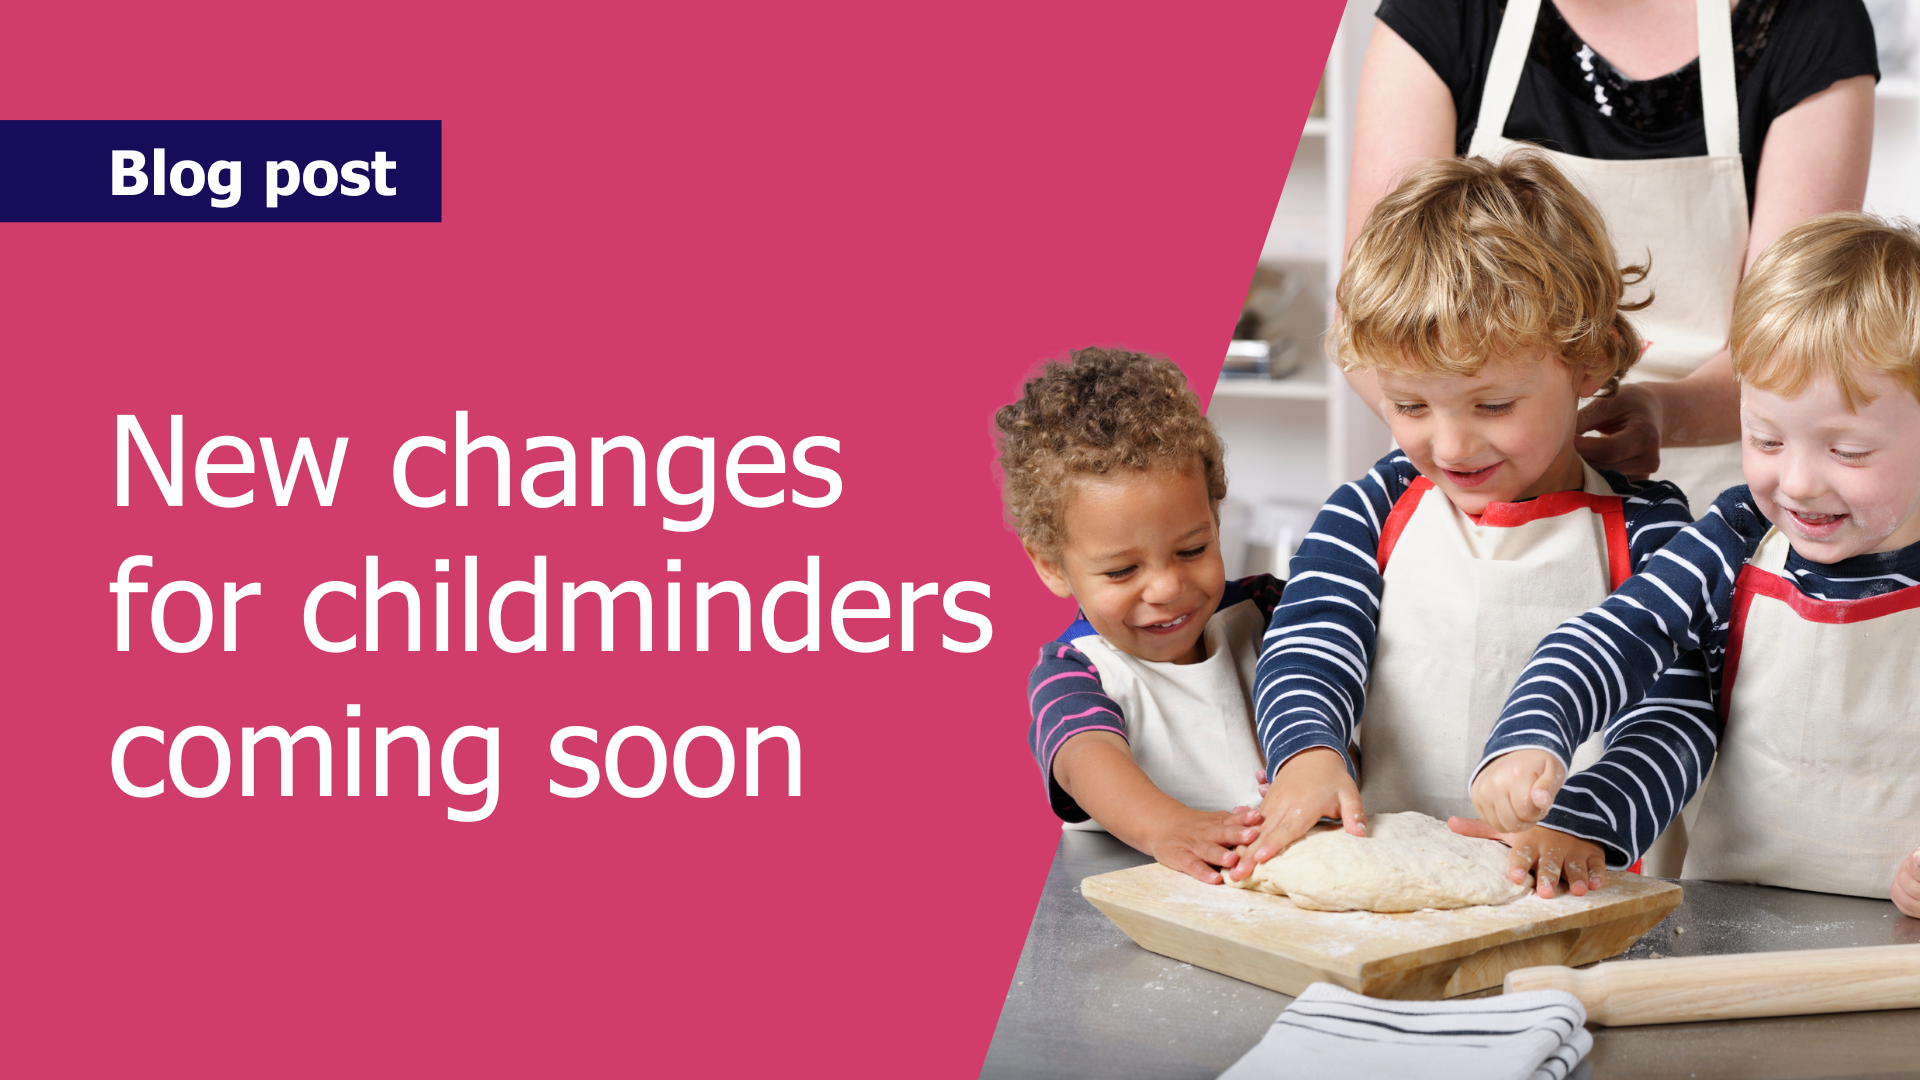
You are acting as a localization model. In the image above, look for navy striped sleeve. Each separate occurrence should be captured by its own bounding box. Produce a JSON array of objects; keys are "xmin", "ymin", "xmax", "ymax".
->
[
  {"xmin": 1480, "ymin": 487, "xmax": 1773, "ymax": 865},
  {"xmin": 1025, "ymin": 574, "xmax": 1284, "ymax": 822},
  {"xmin": 1026, "ymin": 634, "xmax": 1121, "ymax": 822},
  {"xmin": 1234, "ymin": 573, "xmax": 1287, "ymax": 624},
  {"xmin": 1533, "ymin": 654, "xmax": 1719, "ymax": 867},
  {"xmin": 1252, "ymin": 451, "xmax": 1420, "ymax": 776},
  {"xmin": 1603, "ymin": 471, "xmax": 1693, "ymax": 571}
]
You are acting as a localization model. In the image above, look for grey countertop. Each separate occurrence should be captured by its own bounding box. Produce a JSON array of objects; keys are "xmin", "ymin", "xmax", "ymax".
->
[{"xmin": 982, "ymin": 831, "xmax": 1920, "ymax": 1080}]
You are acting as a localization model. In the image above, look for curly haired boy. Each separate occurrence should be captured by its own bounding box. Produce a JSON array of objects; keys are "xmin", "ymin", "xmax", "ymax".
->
[{"xmin": 998, "ymin": 347, "xmax": 1283, "ymax": 883}]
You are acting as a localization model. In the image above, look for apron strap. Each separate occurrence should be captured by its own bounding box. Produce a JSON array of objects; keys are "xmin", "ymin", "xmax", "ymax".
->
[
  {"xmin": 1696, "ymin": 0, "xmax": 1740, "ymax": 157},
  {"xmin": 1750, "ymin": 524, "xmax": 1791, "ymax": 572},
  {"xmin": 1600, "ymin": 502, "xmax": 1631, "ymax": 590},
  {"xmin": 1470, "ymin": 0, "xmax": 1740, "ymax": 159},
  {"xmin": 1376, "ymin": 478, "xmax": 1432, "ymax": 572},
  {"xmin": 1720, "ymin": 561, "xmax": 1790, "ymax": 723},
  {"xmin": 1716, "ymin": 532, "xmax": 1920, "ymax": 722},
  {"xmin": 1468, "ymin": 0, "xmax": 1540, "ymax": 158}
]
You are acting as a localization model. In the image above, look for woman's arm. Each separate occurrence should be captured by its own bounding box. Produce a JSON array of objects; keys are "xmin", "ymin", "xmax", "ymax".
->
[
  {"xmin": 1577, "ymin": 75, "xmax": 1875, "ymax": 476},
  {"xmin": 1340, "ymin": 20, "xmax": 1459, "ymax": 416},
  {"xmin": 1748, "ymin": 75, "xmax": 1876, "ymax": 275}
]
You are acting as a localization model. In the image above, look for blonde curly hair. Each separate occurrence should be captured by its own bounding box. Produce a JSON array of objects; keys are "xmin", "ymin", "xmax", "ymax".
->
[
  {"xmin": 1334, "ymin": 149, "xmax": 1649, "ymax": 394},
  {"xmin": 994, "ymin": 347, "xmax": 1226, "ymax": 558}
]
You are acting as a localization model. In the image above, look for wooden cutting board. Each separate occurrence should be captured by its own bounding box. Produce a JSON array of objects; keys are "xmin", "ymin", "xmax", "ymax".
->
[{"xmin": 1082, "ymin": 862, "xmax": 1681, "ymax": 1000}]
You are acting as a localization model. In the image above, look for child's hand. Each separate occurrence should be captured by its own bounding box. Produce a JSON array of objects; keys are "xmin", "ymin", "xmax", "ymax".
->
[
  {"xmin": 1226, "ymin": 747, "xmax": 1365, "ymax": 882},
  {"xmin": 1470, "ymin": 748, "xmax": 1567, "ymax": 833},
  {"xmin": 1049, "ymin": 732, "xmax": 1264, "ymax": 883},
  {"xmin": 1147, "ymin": 805, "xmax": 1264, "ymax": 885},
  {"xmin": 1893, "ymin": 849, "xmax": 1920, "ymax": 918},
  {"xmin": 1449, "ymin": 817, "xmax": 1603, "ymax": 898}
]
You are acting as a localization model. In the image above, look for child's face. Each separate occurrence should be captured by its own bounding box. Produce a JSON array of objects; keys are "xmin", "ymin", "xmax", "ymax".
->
[
  {"xmin": 1375, "ymin": 350, "xmax": 1603, "ymax": 515},
  {"xmin": 1026, "ymin": 464, "xmax": 1225, "ymax": 665},
  {"xmin": 1741, "ymin": 369, "xmax": 1920, "ymax": 562}
]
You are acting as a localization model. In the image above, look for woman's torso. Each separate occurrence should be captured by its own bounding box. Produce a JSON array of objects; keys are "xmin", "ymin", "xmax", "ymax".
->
[
  {"xmin": 1375, "ymin": 0, "xmax": 1878, "ymax": 207},
  {"xmin": 1393, "ymin": 0, "xmax": 1873, "ymax": 502}
]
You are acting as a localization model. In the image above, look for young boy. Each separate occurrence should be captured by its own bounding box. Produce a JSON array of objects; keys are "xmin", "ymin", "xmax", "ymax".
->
[
  {"xmin": 1473, "ymin": 213, "xmax": 1920, "ymax": 914},
  {"xmin": 1229, "ymin": 151, "xmax": 1711, "ymax": 893},
  {"xmin": 1000, "ymin": 348, "xmax": 1286, "ymax": 884}
]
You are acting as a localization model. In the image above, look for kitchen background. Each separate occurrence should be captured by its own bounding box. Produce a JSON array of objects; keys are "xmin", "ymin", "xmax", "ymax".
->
[{"xmin": 1219, "ymin": 0, "xmax": 1920, "ymax": 578}]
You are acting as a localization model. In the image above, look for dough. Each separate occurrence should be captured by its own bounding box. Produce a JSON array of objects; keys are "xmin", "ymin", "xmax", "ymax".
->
[{"xmin": 1226, "ymin": 811, "xmax": 1529, "ymax": 912}]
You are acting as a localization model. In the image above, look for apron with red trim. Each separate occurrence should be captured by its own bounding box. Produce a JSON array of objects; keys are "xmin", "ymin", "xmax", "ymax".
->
[
  {"xmin": 1361, "ymin": 461, "xmax": 1629, "ymax": 821},
  {"xmin": 1682, "ymin": 528, "xmax": 1920, "ymax": 897}
]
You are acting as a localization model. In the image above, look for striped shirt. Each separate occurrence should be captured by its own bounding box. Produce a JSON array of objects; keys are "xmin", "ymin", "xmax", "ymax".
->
[
  {"xmin": 1252, "ymin": 451, "xmax": 1699, "ymax": 866},
  {"xmin": 1483, "ymin": 484, "xmax": 1920, "ymax": 865},
  {"xmin": 1026, "ymin": 575, "xmax": 1285, "ymax": 822}
]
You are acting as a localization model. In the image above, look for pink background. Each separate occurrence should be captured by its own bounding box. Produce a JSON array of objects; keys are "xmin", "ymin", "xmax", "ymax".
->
[{"xmin": 1, "ymin": 2, "xmax": 1340, "ymax": 1073}]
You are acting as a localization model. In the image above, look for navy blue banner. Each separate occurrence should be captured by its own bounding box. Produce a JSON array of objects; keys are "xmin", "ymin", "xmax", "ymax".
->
[{"xmin": 0, "ymin": 121, "xmax": 440, "ymax": 221}]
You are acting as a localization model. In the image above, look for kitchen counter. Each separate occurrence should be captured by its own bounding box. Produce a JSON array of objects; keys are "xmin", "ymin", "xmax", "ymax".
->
[{"xmin": 981, "ymin": 830, "xmax": 1920, "ymax": 1080}]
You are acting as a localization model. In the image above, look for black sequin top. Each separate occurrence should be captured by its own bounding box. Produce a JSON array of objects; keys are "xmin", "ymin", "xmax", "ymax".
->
[
  {"xmin": 1529, "ymin": 0, "xmax": 1780, "ymax": 133},
  {"xmin": 1377, "ymin": 0, "xmax": 1878, "ymax": 208}
]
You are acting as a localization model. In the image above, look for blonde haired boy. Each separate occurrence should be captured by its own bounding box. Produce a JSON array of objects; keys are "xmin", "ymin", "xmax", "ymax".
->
[
  {"xmin": 1474, "ymin": 213, "xmax": 1920, "ymax": 913},
  {"xmin": 1231, "ymin": 151, "xmax": 1706, "ymax": 894}
]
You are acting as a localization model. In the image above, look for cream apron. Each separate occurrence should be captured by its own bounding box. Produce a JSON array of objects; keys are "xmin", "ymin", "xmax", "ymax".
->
[
  {"xmin": 1360, "ymin": 461, "xmax": 1626, "ymax": 821},
  {"xmin": 1469, "ymin": 0, "xmax": 1749, "ymax": 510},
  {"xmin": 1062, "ymin": 599, "xmax": 1267, "ymax": 832},
  {"xmin": 1681, "ymin": 529, "xmax": 1920, "ymax": 896}
]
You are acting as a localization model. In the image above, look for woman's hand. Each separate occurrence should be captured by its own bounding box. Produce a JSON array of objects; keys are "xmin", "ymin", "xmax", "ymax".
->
[{"xmin": 1576, "ymin": 382, "xmax": 1665, "ymax": 480}]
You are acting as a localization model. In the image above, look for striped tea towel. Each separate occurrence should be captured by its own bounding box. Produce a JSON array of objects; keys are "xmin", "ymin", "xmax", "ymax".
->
[{"xmin": 1218, "ymin": 982, "xmax": 1591, "ymax": 1080}]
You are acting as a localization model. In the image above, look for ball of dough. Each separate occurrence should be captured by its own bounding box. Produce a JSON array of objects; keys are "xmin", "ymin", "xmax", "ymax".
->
[{"xmin": 1227, "ymin": 811, "xmax": 1530, "ymax": 912}]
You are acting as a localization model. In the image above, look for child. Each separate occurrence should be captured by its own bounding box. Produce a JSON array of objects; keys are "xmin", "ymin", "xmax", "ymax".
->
[
  {"xmin": 1473, "ymin": 212, "xmax": 1920, "ymax": 914},
  {"xmin": 1228, "ymin": 151, "xmax": 1711, "ymax": 894},
  {"xmin": 1000, "ymin": 348, "xmax": 1286, "ymax": 884}
]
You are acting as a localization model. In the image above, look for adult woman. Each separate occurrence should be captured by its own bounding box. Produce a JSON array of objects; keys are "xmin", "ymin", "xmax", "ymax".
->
[{"xmin": 1343, "ymin": 0, "xmax": 1876, "ymax": 502}]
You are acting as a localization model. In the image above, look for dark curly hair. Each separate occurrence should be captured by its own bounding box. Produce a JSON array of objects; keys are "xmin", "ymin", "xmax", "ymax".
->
[{"xmin": 993, "ymin": 347, "xmax": 1227, "ymax": 557}]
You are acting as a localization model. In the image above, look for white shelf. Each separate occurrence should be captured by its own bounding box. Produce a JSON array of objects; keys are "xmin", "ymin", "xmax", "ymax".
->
[
  {"xmin": 1219, "ymin": 0, "xmax": 1396, "ymax": 502},
  {"xmin": 1879, "ymin": 75, "xmax": 1920, "ymax": 101},
  {"xmin": 1262, "ymin": 208, "xmax": 1329, "ymax": 261},
  {"xmin": 1213, "ymin": 376, "xmax": 1331, "ymax": 401}
]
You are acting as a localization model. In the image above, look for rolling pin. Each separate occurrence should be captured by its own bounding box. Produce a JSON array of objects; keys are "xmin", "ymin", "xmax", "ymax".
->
[{"xmin": 1505, "ymin": 945, "xmax": 1920, "ymax": 1026}]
